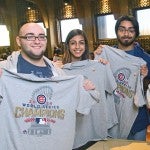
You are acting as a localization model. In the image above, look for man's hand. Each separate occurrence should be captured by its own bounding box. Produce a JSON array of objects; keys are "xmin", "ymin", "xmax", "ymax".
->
[
  {"xmin": 94, "ymin": 45, "xmax": 108, "ymax": 65},
  {"xmin": 83, "ymin": 79, "xmax": 95, "ymax": 91},
  {"xmin": 140, "ymin": 64, "xmax": 148, "ymax": 78},
  {"xmin": 95, "ymin": 58, "xmax": 109, "ymax": 65}
]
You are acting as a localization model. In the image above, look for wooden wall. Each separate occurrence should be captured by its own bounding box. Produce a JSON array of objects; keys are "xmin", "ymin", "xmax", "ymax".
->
[{"xmin": 0, "ymin": 0, "xmax": 150, "ymax": 59}]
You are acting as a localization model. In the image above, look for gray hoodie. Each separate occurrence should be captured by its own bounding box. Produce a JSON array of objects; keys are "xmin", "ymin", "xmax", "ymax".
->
[{"xmin": 0, "ymin": 50, "xmax": 65, "ymax": 76}]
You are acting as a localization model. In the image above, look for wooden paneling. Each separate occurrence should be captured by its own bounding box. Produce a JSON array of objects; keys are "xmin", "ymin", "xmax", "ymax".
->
[
  {"xmin": 0, "ymin": 0, "xmax": 149, "ymax": 56},
  {"xmin": 94, "ymin": 35, "xmax": 150, "ymax": 53}
]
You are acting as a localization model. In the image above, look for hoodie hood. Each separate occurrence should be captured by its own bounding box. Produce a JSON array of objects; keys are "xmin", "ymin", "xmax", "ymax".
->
[{"xmin": 0, "ymin": 51, "xmax": 65, "ymax": 76}]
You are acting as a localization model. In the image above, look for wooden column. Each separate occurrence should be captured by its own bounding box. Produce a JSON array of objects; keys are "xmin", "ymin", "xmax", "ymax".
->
[
  {"xmin": 32, "ymin": 0, "xmax": 57, "ymax": 59},
  {"xmin": 3, "ymin": 0, "xmax": 18, "ymax": 50},
  {"xmin": 110, "ymin": 0, "xmax": 130, "ymax": 19},
  {"xmin": 74, "ymin": 0, "xmax": 95, "ymax": 51}
]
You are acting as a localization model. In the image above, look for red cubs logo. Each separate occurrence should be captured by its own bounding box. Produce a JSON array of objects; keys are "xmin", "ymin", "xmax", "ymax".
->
[
  {"xmin": 37, "ymin": 95, "xmax": 46, "ymax": 104},
  {"xmin": 117, "ymin": 73, "xmax": 125, "ymax": 81}
]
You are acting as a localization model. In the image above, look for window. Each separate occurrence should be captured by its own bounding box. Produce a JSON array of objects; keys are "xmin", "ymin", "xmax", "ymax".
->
[
  {"xmin": 136, "ymin": 8, "xmax": 150, "ymax": 35},
  {"xmin": 60, "ymin": 18, "xmax": 82, "ymax": 42},
  {"xmin": 37, "ymin": 22, "xmax": 47, "ymax": 35},
  {"xmin": 96, "ymin": 14, "xmax": 116, "ymax": 39},
  {"xmin": 0, "ymin": 25, "xmax": 10, "ymax": 46}
]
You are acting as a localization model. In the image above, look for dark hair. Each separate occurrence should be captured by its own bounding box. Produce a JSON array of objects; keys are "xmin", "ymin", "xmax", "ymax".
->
[
  {"xmin": 115, "ymin": 15, "xmax": 139, "ymax": 37},
  {"xmin": 63, "ymin": 29, "xmax": 89, "ymax": 64}
]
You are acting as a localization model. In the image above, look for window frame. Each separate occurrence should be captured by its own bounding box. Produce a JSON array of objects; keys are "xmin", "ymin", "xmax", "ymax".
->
[
  {"xmin": 133, "ymin": 7, "xmax": 150, "ymax": 36},
  {"xmin": 59, "ymin": 18, "xmax": 83, "ymax": 42},
  {"xmin": 95, "ymin": 13, "xmax": 117, "ymax": 40},
  {"xmin": 0, "ymin": 25, "xmax": 10, "ymax": 46}
]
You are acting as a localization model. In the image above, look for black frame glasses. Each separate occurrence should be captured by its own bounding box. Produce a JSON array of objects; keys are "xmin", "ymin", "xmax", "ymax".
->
[
  {"xmin": 118, "ymin": 26, "xmax": 135, "ymax": 34},
  {"xmin": 19, "ymin": 35, "xmax": 47, "ymax": 41}
]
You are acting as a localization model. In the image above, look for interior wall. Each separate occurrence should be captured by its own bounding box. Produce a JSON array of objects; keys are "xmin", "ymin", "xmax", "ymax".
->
[{"xmin": 0, "ymin": 0, "xmax": 150, "ymax": 58}]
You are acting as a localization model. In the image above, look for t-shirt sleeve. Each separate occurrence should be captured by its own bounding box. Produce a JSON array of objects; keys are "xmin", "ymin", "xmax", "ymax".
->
[{"xmin": 133, "ymin": 68, "xmax": 146, "ymax": 107}]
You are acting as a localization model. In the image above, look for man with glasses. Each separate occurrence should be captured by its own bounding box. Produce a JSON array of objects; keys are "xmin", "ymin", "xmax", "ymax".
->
[
  {"xmin": 15, "ymin": 23, "xmax": 60, "ymax": 77},
  {"xmin": 0, "ymin": 22, "xmax": 96, "ymax": 86},
  {"xmin": 0, "ymin": 22, "xmax": 62, "ymax": 77},
  {"xmin": 115, "ymin": 15, "xmax": 150, "ymax": 141},
  {"xmin": 95, "ymin": 15, "xmax": 150, "ymax": 141},
  {"xmin": 0, "ymin": 22, "xmax": 98, "ymax": 150}
]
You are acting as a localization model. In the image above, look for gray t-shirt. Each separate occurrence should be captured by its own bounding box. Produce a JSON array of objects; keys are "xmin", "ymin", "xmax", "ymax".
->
[
  {"xmin": 0, "ymin": 69, "xmax": 96, "ymax": 150},
  {"xmin": 63, "ymin": 60, "xmax": 117, "ymax": 148},
  {"xmin": 95, "ymin": 45, "xmax": 146, "ymax": 139}
]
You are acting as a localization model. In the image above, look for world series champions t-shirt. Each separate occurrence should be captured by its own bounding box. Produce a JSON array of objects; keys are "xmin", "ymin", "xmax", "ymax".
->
[
  {"xmin": 0, "ymin": 69, "xmax": 96, "ymax": 150},
  {"xmin": 95, "ymin": 45, "xmax": 146, "ymax": 139},
  {"xmin": 63, "ymin": 60, "xmax": 117, "ymax": 148}
]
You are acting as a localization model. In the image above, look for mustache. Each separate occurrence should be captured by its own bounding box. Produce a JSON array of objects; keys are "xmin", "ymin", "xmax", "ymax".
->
[{"xmin": 121, "ymin": 36, "xmax": 132, "ymax": 39}]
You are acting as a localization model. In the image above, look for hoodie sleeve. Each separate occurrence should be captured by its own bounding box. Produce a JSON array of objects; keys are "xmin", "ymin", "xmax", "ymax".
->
[
  {"xmin": 43, "ymin": 56, "xmax": 66, "ymax": 76},
  {"xmin": 0, "ymin": 51, "xmax": 20, "ymax": 72}
]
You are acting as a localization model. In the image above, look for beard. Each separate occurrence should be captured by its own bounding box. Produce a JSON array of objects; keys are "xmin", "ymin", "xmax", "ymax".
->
[
  {"xmin": 22, "ymin": 49, "xmax": 45, "ymax": 60},
  {"xmin": 117, "ymin": 36, "xmax": 135, "ymax": 47}
]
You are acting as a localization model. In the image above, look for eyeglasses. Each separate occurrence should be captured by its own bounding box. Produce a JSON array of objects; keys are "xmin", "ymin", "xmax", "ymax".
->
[
  {"xmin": 19, "ymin": 35, "xmax": 47, "ymax": 41},
  {"xmin": 118, "ymin": 26, "xmax": 135, "ymax": 34}
]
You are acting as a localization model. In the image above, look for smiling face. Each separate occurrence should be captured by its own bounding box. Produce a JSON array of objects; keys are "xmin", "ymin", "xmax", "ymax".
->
[
  {"xmin": 116, "ymin": 20, "xmax": 136, "ymax": 48},
  {"xmin": 68, "ymin": 35, "xmax": 86, "ymax": 62},
  {"xmin": 16, "ymin": 23, "xmax": 47, "ymax": 61}
]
